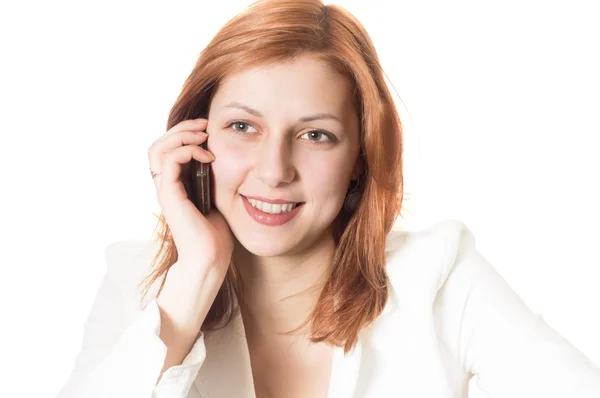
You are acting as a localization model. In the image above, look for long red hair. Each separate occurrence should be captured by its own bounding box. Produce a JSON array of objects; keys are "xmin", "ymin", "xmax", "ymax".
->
[{"xmin": 138, "ymin": 0, "xmax": 404, "ymax": 354}]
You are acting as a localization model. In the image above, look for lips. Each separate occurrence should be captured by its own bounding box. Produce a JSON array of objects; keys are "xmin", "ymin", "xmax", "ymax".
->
[{"xmin": 241, "ymin": 195, "xmax": 304, "ymax": 226}]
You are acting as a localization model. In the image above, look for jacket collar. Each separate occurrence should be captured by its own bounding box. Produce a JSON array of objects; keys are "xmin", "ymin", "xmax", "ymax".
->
[{"xmin": 194, "ymin": 293, "xmax": 385, "ymax": 398}]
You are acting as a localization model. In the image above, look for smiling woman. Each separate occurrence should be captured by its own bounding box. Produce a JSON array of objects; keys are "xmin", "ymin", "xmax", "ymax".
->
[{"xmin": 56, "ymin": 0, "xmax": 600, "ymax": 397}]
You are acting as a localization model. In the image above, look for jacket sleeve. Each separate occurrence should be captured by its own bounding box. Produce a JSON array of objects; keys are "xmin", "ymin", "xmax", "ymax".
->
[
  {"xmin": 434, "ymin": 223, "xmax": 600, "ymax": 398},
  {"xmin": 56, "ymin": 245, "xmax": 206, "ymax": 398}
]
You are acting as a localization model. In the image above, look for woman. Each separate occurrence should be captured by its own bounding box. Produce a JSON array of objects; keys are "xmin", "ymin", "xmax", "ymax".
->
[{"xmin": 57, "ymin": 0, "xmax": 600, "ymax": 397}]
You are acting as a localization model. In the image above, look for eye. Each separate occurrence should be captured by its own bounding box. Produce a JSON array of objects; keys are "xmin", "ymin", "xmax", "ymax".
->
[
  {"xmin": 300, "ymin": 130, "xmax": 334, "ymax": 144},
  {"xmin": 226, "ymin": 121, "xmax": 258, "ymax": 135}
]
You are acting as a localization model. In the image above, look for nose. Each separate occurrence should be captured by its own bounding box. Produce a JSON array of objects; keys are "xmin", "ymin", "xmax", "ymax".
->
[{"xmin": 253, "ymin": 135, "xmax": 296, "ymax": 188}]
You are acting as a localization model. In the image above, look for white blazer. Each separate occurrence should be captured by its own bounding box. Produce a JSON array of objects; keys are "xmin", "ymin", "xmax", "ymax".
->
[{"xmin": 57, "ymin": 219, "xmax": 600, "ymax": 397}]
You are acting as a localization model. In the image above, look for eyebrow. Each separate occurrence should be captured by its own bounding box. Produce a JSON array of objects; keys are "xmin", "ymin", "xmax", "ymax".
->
[{"xmin": 223, "ymin": 101, "xmax": 343, "ymax": 124}]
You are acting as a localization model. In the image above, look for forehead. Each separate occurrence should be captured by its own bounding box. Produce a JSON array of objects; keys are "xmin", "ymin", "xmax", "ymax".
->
[{"xmin": 211, "ymin": 55, "xmax": 355, "ymax": 115}]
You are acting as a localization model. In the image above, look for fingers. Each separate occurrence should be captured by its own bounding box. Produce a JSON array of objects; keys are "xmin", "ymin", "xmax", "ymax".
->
[
  {"xmin": 160, "ymin": 144, "xmax": 215, "ymax": 189},
  {"xmin": 148, "ymin": 130, "xmax": 209, "ymax": 173},
  {"xmin": 148, "ymin": 118, "xmax": 207, "ymax": 167},
  {"xmin": 167, "ymin": 118, "xmax": 208, "ymax": 136},
  {"xmin": 148, "ymin": 118, "xmax": 208, "ymax": 161},
  {"xmin": 147, "ymin": 118, "xmax": 213, "ymax": 192}
]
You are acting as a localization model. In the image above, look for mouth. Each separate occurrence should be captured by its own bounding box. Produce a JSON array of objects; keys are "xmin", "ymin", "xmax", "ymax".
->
[
  {"xmin": 241, "ymin": 195, "xmax": 304, "ymax": 213},
  {"xmin": 240, "ymin": 195, "xmax": 305, "ymax": 226}
]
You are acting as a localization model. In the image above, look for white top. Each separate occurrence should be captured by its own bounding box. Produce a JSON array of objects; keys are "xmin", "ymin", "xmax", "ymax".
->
[{"xmin": 56, "ymin": 219, "xmax": 600, "ymax": 398}]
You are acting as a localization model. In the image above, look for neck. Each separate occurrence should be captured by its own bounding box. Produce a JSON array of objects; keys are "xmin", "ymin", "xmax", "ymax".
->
[{"xmin": 233, "ymin": 232, "xmax": 336, "ymax": 341}]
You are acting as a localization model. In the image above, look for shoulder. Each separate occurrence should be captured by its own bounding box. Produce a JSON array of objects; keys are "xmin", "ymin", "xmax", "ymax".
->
[
  {"xmin": 103, "ymin": 219, "xmax": 477, "ymax": 308},
  {"xmin": 384, "ymin": 219, "xmax": 477, "ymax": 304},
  {"xmin": 103, "ymin": 239, "xmax": 162, "ymax": 308}
]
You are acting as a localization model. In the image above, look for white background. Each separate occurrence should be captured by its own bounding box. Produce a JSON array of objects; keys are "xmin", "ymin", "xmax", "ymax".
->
[{"xmin": 1, "ymin": 0, "xmax": 599, "ymax": 397}]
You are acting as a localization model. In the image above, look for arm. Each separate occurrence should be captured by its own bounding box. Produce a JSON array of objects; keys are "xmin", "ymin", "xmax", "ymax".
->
[
  {"xmin": 434, "ymin": 224, "xmax": 600, "ymax": 397},
  {"xmin": 56, "ymin": 244, "xmax": 206, "ymax": 398}
]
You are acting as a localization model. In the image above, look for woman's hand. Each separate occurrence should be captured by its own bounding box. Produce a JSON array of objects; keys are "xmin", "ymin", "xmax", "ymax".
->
[
  {"xmin": 148, "ymin": 118, "xmax": 233, "ymax": 270},
  {"xmin": 147, "ymin": 118, "xmax": 234, "ymax": 339}
]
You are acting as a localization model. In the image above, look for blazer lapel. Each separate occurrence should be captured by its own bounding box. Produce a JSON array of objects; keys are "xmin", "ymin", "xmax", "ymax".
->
[
  {"xmin": 194, "ymin": 308, "xmax": 257, "ymax": 398},
  {"xmin": 327, "ymin": 334, "xmax": 364, "ymax": 398}
]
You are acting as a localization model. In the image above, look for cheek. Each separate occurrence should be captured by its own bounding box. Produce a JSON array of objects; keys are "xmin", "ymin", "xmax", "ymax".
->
[
  {"xmin": 305, "ymin": 155, "xmax": 351, "ymax": 198},
  {"xmin": 209, "ymin": 139, "xmax": 250, "ymax": 189}
]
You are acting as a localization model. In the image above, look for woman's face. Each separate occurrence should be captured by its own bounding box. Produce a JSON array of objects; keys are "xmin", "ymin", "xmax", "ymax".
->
[{"xmin": 206, "ymin": 54, "xmax": 361, "ymax": 257}]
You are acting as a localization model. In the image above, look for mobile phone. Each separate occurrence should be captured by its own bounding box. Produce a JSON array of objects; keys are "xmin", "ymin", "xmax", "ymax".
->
[{"xmin": 190, "ymin": 141, "xmax": 211, "ymax": 215}]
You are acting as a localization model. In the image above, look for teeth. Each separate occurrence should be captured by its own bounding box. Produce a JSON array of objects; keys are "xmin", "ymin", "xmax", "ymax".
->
[{"xmin": 248, "ymin": 199, "xmax": 299, "ymax": 214}]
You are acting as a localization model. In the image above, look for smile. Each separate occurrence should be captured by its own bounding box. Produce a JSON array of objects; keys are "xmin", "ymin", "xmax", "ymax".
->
[
  {"xmin": 241, "ymin": 195, "xmax": 304, "ymax": 226},
  {"xmin": 248, "ymin": 198, "xmax": 300, "ymax": 214}
]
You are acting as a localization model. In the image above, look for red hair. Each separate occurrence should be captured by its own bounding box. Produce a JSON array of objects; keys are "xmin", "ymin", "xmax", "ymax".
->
[{"xmin": 138, "ymin": 0, "xmax": 404, "ymax": 354}]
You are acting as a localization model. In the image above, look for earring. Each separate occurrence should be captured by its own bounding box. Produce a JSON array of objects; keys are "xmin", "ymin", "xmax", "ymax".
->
[{"xmin": 344, "ymin": 177, "xmax": 362, "ymax": 212}]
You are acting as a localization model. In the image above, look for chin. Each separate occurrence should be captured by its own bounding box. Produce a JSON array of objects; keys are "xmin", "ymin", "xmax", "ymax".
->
[{"xmin": 234, "ymin": 232, "xmax": 299, "ymax": 257}]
